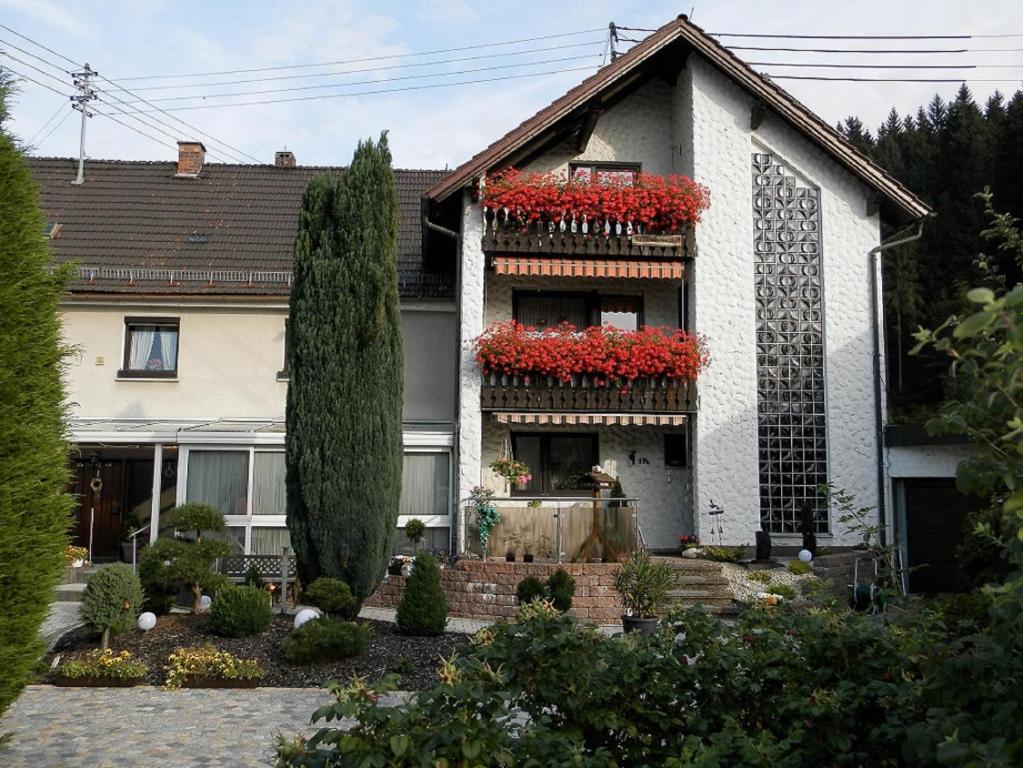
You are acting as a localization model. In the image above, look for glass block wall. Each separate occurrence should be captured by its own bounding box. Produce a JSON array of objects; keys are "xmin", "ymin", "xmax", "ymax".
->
[{"xmin": 751, "ymin": 152, "xmax": 829, "ymax": 534}]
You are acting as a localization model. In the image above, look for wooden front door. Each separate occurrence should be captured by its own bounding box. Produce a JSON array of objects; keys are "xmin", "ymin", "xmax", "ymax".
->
[{"xmin": 71, "ymin": 459, "xmax": 124, "ymax": 560}]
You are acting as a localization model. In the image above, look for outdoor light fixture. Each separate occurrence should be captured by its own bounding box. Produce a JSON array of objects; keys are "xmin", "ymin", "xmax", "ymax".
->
[
  {"xmin": 294, "ymin": 608, "xmax": 320, "ymax": 629},
  {"xmin": 798, "ymin": 549, "xmax": 813, "ymax": 563},
  {"xmin": 138, "ymin": 612, "xmax": 157, "ymax": 632},
  {"xmin": 199, "ymin": 595, "xmax": 212, "ymax": 611}
]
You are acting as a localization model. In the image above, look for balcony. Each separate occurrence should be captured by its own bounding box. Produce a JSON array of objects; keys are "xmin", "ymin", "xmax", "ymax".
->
[{"xmin": 480, "ymin": 374, "xmax": 697, "ymax": 414}]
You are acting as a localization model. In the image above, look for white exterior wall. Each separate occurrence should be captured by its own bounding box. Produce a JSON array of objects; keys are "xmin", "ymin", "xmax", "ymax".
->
[{"xmin": 888, "ymin": 444, "xmax": 974, "ymax": 478}]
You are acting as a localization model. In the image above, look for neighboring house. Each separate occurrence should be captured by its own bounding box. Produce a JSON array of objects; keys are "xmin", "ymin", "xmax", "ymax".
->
[
  {"xmin": 31, "ymin": 13, "xmax": 976, "ymax": 586},
  {"xmin": 29, "ymin": 149, "xmax": 459, "ymax": 561}
]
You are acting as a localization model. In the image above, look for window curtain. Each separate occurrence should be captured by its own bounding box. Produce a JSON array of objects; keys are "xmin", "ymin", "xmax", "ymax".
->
[
  {"xmin": 516, "ymin": 295, "xmax": 588, "ymax": 330},
  {"xmin": 129, "ymin": 328, "xmax": 156, "ymax": 370},
  {"xmin": 250, "ymin": 527, "xmax": 291, "ymax": 555},
  {"xmin": 186, "ymin": 451, "xmax": 249, "ymax": 516},
  {"xmin": 399, "ymin": 453, "xmax": 450, "ymax": 518},
  {"xmin": 157, "ymin": 328, "xmax": 178, "ymax": 371},
  {"xmin": 252, "ymin": 453, "xmax": 286, "ymax": 516}
]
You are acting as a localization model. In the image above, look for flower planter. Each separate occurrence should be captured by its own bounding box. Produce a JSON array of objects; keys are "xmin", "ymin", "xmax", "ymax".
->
[
  {"xmin": 53, "ymin": 675, "xmax": 147, "ymax": 688},
  {"xmin": 621, "ymin": 616, "xmax": 660, "ymax": 636},
  {"xmin": 176, "ymin": 676, "xmax": 261, "ymax": 689},
  {"xmin": 387, "ymin": 564, "xmax": 403, "ymax": 576}
]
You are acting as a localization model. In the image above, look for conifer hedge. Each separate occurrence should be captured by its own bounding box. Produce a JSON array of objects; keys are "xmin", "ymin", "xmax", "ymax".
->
[
  {"xmin": 0, "ymin": 78, "xmax": 74, "ymax": 715},
  {"xmin": 286, "ymin": 134, "xmax": 403, "ymax": 604}
]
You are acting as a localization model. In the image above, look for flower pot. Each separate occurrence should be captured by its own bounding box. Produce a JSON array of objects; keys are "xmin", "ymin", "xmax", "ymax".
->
[
  {"xmin": 523, "ymin": 553, "xmax": 534, "ymax": 563},
  {"xmin": 387, "ymin": 563, "xmax": 403, "ymax": 576},
  {"xmin": 621, "ymin": 615, "xmax": 660, "ymax": 635},
  {"xmin": 71, "ymin": 559, "xmax": 85, "ymax": 569},
  {"xmin": 505, "ymin": 552, "xmax": 516, "ymax": 562}
]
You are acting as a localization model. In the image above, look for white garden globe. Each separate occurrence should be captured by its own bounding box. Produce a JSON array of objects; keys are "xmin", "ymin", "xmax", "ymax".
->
[
  {"xmin": 199, "ymin": 595, "xmax": 212, "ymax": 611},
  {"xmin": 137, "ymin": 612, "xmax": 157, "ymax": 632},
  {"xmin": 798, "ymin": 549, "xmax": 813, "ymax": 563},
  {"xmin": 294, "ymin": 608, "xmax": 320, "ymax": 629}
]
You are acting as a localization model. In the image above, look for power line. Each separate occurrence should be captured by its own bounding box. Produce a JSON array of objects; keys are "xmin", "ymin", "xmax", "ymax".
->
[
  {"xmin": 727, "ymin": 45, "xmax": 973, "ymax": 54},
  {"xmin": 764, "ymin": 73, "xmax": 1023, "ymax": 83},
  {"xmin": 122, "ymin": 40, "xmax": 605, "ymax": 91},
  {"xmin": 711, "ymin": 32, "xmax": 1023, "ymax": 40},
  {"xmin": 91, "ymin": 107, "xmax": 176, "ymax": 150},
  {"xmin": 0, "ymin": 35, "xmax": 72, "ymax": 73},
  {"xmin": 0, "ymin": 64, "xmax": 72, "ymax": 97},
  {"xmin": 0, "ymin": 49, "xmax": 73, "ymax": 90},
  {"xmin": 27, "ymin": 100, "xmax": 68, "ymax": 144},
  {"xmin": 113, "ymin": 53, "xmax": 603, "ymax": 105},
  {"xmin": 746, "ymin": 62, "xmax": 1019, "ymax": 70},
  {"xmin": 34, "ymin": 105, "xmax": 73, "ymax": 148},
  {"xmin": 114, "ymin": 27, "xmax": 608, "ymax": 81}
]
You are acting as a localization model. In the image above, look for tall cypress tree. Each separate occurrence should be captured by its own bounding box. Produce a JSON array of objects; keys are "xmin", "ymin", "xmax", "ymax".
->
[
  {"xmin": 0, "ymin": 75, "xmax": 74, "ymax": 715},
  {"xmin": 286, "ymin": 134, "xmax": 403, "ymax": 603}
]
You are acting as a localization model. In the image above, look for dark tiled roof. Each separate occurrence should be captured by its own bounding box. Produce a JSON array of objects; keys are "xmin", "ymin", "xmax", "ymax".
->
[{"xmin": 26, "ymin": 158, "xmax": 453, "ymax": 298}]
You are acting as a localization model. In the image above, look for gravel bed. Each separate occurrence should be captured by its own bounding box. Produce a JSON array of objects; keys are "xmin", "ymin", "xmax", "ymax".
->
[
  {"xmin": 46, "ymin": 613, "xmax": 468, "ymax": 690},
  {"xmin": 720, "ymin": 563, "xmax": 815, "ymax": 603}
]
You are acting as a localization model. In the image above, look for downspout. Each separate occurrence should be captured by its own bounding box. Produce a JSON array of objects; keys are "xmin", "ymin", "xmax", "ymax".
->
[
  {"xmin": 867, "ymin": 216, "xmax": 929, "ymax": 551},
  {"xmin": 422, "ymin": 213, "xmax": 462, "ymax": 554}
]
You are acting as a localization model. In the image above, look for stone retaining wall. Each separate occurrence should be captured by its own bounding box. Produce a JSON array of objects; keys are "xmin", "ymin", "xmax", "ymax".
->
[{"xmin": 366, "ymin": 560, "xmax": 624, "ymax": 622}]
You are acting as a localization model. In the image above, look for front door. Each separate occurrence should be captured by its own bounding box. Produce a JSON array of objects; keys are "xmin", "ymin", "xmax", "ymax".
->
[{"xmin": 71, "ymin": 458, "xmax": 124, "ymax": 560}]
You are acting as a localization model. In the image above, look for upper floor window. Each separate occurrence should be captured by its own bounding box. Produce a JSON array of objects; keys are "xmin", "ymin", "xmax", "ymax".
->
[
  {"xmin": 120, "ymin": 317, "xmax": 179, "ymax": 378},
  {"xmin": 514, "ymin": 291, "xmax": 642, "ymax": 331},
  {"xmin": 570, "ymin": 161, "xmax": 641, "ymax": 186}
]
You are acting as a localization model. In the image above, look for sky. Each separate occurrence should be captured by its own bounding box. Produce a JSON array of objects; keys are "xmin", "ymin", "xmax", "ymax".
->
[{"xmin": 1, "ymin": 0, "xmax": 1021, "ymax": 169}]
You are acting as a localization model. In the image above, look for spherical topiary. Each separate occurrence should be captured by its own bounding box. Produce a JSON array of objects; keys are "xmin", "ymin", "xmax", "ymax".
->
[
  {"xmin": 80, "ymin": 564, "xmax": 144, "ymax": 648},
  {"xmin": 283, "ymin": 617, "xmax": 367, "ymax": 664},
  {"xmin": 396, "ymin": 552, "xmax": 447, "ymax": 636},
  {"xmin": 515, "ymin": 576, "xmax": 546, "ymax": 605},
  {"xmin": 303, "ymin": 577, "xmax": 356, "ymax": 618},
  {"xmin": 546, "ymin": 569, "xmax": 575, "ymax": 612},
  {"xmin": 209, "ymin": 585, "xmax": 273, "ymax": 637},
  {"xmin": 164, "ymin": 502, "xmax": 226, "ymax": 539}
]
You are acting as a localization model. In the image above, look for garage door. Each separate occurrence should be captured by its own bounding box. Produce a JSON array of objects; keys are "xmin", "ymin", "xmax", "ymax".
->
[{"xmin": 902, "ymin": 478, "xmax": 985, "ymax": 594}]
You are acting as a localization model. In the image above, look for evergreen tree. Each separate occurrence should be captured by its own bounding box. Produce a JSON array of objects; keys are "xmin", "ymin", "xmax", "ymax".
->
[
  {"xmin": 286, "ymin": 134, "xmax": 403, "ymax": 604},
  {"xmin": 0, "ymin": 77, "xmax": 74, "ymax": 715}
]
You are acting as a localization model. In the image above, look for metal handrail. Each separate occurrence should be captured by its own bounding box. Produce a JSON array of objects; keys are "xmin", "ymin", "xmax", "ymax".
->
[
  {"xmin": 463, "ymin": 496, "xmax": 641, "ymax": 503},
  {"xmin": 129, "ymin": 523, "xmax": 151, "ymax": 574}
]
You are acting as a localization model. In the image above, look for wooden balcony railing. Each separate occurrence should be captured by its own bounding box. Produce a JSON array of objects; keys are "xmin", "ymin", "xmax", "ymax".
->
[
  {"xmin": 480, "ymin": 374, "xmax": 697, "ymax": 413},
  {"xmin": 482, "ymin": 213, "xmax": 690, "ymax": 259}
]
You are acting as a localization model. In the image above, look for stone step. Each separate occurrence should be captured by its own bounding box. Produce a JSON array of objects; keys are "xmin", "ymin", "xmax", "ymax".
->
[
  {"xmin": 668, "ymin": 599, "xmax": 741, "ymax": 616},
  {"xmin": 672, "ymin": 574, "xmax": 730, "ymax": 587},
  {"xmin": 54, "ymin": 582, "xmax": 87, "ymax": 602},
  {"xmin": 668, "ymin": 588, "xmax": 733, "ymax": 602}
]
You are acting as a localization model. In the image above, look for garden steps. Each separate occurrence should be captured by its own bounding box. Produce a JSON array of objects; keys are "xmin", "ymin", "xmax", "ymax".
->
[
  {"xmin": 53, "ymin": 582, "xmax": 87, "ymax": 602},
  {"xmin": 661, "ymin": 560, "xmax": 740, "ymax": 615}
]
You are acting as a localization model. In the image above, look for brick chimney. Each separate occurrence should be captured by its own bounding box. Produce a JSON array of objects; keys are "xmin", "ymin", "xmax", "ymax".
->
[
  {"xmin": 275, "ymin": 150, "xmax": 296, "ymax": 168},
  {"xmin": 176, "ymin": 141, "xmax": 206, "ymax": 177}
]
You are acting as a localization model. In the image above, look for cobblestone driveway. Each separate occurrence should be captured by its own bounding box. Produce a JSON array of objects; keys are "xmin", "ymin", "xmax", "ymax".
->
[{"xmin": 0, "ymin": 685, "xmax": 404, "ymax": 767}]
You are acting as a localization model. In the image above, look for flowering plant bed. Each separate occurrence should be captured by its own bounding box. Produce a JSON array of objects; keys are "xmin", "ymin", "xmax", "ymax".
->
[
  {"xmin": 164, "ymin": 644, "xmax": 263, "ymax": 690},
  {"xmin": 55, "ymin": 649, "xmax": 148, "ymax": 686},
  {"xmin": 475, "ymin": 322, "xmax": 707, "ymax": 387},
  {"xmin": 482, "ymin": 168, "xmax": 709, "ymax": 233}
]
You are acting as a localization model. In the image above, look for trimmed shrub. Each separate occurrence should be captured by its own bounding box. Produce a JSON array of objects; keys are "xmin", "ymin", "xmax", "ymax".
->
[
  {"xmin": 396, "ymin": 553, "xmax": 447, "ymax": 636},
  {"xmin": 243, "ymin": 563, "xmax": 265, "ymax": 589},
  {"xmin": 303, "ymin": 577, "xmax": 355, "ymax": 618},
  {"xmin": 283, "ymin": 617, "xmax": 368, "ymax": 664},
  {"xmin": 786, "ymin": 560, "xmax": 812, "ymax": 576},
  {"xmin": 546, "ymin": 569, "xmax": 575, "ymax": 612},
  {"xmin": 515, "ymin": 576, "xmax": 546, "ymax": 605},
  {"xmin": 138, "ymin": 545, "xmax": 178, "ymax": 615},
  {"xmin": 704, "ymin": 545, "xmax": 746, "ymax": 563},
  {"xmin": 210, "ymin": 585, "xmax": 272, "ymax": 637},
  {"xmin": 80, "ymin": 564, "xmax": 144, "ymax": 649}
]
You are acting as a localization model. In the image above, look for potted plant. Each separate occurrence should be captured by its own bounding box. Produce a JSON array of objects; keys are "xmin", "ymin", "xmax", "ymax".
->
[
  {"xmin": 489, "ymin": 456, "xmax": 531, "ymax": 493},
  {"xmin": 404, "ymin": 518, "xmax": 426, "ymax": 554},
  {"xmin": 612, "ymin": 550, "xmax": 675, "ymax": 635},
  {"xmin": 505, "ymin": 532, "xmax": 519, "ymax": 563},
  {"xmin": 470, "ymin": 486, "xmax": 500, "ymax": 560},
  {"xmin": 55, "ymin": 649, "xmax": 149, "ymax": 687},
  {"xmin": 387, "ymin": 557, "xmax": 404, "ymax": 576},
  {"xmin": 63, "ymin": 544, "xmax": 89, "ymax": 569}
]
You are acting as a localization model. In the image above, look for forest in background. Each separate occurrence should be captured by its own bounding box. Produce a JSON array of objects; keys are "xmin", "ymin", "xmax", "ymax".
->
[{"xmin": 837, "ymin": 84, "xmax": 1023, "ymax": 421}]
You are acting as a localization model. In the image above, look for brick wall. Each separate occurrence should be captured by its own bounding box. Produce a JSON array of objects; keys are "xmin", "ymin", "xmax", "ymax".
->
[{"xmin": 365, "ymin": 559, "xmax": 625, "ymax": 623}]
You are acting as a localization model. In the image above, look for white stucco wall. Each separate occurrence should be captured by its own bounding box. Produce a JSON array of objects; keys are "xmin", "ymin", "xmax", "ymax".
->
[{"xmin": 888, "ymin": 444, "xmax": 975, "ymax": 478}]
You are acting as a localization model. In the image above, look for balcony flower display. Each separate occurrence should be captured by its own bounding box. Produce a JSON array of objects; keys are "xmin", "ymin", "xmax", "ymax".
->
[
  {"xmin": 475, "ymin": 322, "xmax": 708, "ymax": 388},
  {"xmin": 489, "ymin": 457, "xmax": 531, "ymax": 486},
  {"xmin": 481, "ymin": 168, "xmax": 710, "ymax": 234}
]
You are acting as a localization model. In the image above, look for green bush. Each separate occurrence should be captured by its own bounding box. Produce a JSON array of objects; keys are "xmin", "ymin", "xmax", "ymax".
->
[
  {"xmin": 143, "ymin": 515, "xmax": 230, "ymax": 614},
  {"xmin": 80, "ymin": 564, "xmax": 144, "ymax": 649},
  {"xmin": 748, "ymin": 569, "xmax": 773, "ymax": 583},
  {"xmin": 768, "ymin": 583, "xmax": 797, "ymax": 600},
  {"xmin": 515, "ymin": 576, "xmax": 546, "ymax": 605},
  {"xmin": 283, "ymin": 617, "xmax": 368, "ymax": 664},
  {"xmin": 138, "ymin": 545, "xmax": 178, "ymax": 615},
  {"xmin": 404, "ymin": 518, "xmax": 426, "ymax": 552},
  {"xmin": 164, "ymin": 502, "xmax": 226, "ymax": 539},
  {"xmin": 955, "ymin": 504, "xmax": 1011, "ymax": 590},
  {"xmin": 396, "ymin": 553, "xmax": 447, "ymax": 636},
  {"xmin": 303, "ymin": 577, "xmax": 355, "ymax": 618},
  {"xmin": 209, "ymin": 585, "xmax": 272, "ymax": 637},
  {"xmin": 243, "ymin": 563, "xmax": 265, "ymax": 589},
  {"xmin": 612, "ymin": 551, "xmax": 674, "ymax": 617},
  {"xmin": 546, "ymin": 569, "xmax": 575, "ymax": 612},
  {"xmin": 787, "ymin": 559, "xmax": 812, "ymax": 575},
  {"xmin": 704, "ymin": 545, "xmax": 746, "ymax": 563}
]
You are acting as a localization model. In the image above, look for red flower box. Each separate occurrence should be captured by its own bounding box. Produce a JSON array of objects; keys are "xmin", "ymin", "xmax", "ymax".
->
[{"xmin": 481, "ymin": 168, "xmax": 710, "ymax": 234}]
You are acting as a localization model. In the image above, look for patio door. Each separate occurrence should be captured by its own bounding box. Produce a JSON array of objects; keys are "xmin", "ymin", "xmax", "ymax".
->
[{"xmin": 71, "ymin": 458, "xmax": 124, "ymax": 560}]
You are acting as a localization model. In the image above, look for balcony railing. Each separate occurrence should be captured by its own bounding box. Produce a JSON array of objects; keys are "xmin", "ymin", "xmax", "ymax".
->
[
  {"xmin": 480, "ymin": 374, "xmax": 697, "ymax": 413},
  {"xmin": 482, "ymin": 212, "xmax": 690, "ymax": 258}
]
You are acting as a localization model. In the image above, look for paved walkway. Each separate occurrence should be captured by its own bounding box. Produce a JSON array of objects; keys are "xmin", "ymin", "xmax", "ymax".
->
[{"xmin": 0, "ymin": 685, "xmax": 407, "ymax": 767}]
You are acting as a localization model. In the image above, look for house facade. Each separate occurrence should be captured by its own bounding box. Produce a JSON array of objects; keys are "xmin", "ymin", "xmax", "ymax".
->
[{"xmin": 33, "ymin": 14, "xmax": 976, "ymax": 581}]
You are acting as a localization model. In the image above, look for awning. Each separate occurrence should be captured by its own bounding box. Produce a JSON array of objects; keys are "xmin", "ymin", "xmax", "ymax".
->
[
  {"xmin": 492, "ymin": 255, "xmax": 684, "ymax": 280},
  {"xmin": 493, "ymin": 412, "xmax": 687, "ymax": 426}
]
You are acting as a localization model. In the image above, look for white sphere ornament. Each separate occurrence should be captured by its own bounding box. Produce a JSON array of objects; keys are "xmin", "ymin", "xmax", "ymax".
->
[
  {"xmin": 137, "ymin": 612, "xmax": 157, "ymax": 632},
  {"xmin": 294, "ymin": 608, "xmax": 320, "ymax": 629},
  {"xmin": 199, "ymin": 595, "xmax": 212, "ymax": 611},
  {"xmin": 798, "ymin": 549, "xmax": 813, "ymax": 563}
]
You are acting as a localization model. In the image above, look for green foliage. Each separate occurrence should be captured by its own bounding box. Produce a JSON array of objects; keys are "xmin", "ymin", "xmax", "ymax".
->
[
  {"xmin": 80, "ymin": 564, "xmax": 144, "ymax": 649},
  {"xmin": 546, "ymin": 569, "xmax": 575, "ymax": 612},
  {"xmin": 748, "ymin": 569, "xmax": 773, "ymax": 583},
  {"xmin": 703, "ymin": 545, "xmax": 746, "ymax": 563},
  {"xmin": 137, "ymin": 541, "xmax": 179, "ymax": 615},
  {"xmin": 283, "ymin": 617, "xmax": 367, "ymax": 664},
  {"xmin": 956, "ymin": 503, "xmax": 1013, "ymax": 589},
  {"xmin": 286, "ymin": 134, "xmax": 403, "ymax": 605},
  {"xmin": 515, "ymin": 576, "xmax": 546, "ymax": 605},
  {"xmin": 164, "ymin": 502, "xmax": 225, "ymax": 539},
  {"xmin": 302, "ymin": 577, "xmax": 355, "ymax": 618},
  {"xmin": 404, "ymin": 518, "xmax": 426, "ymax": 551},
  {"xmin": 59, "ymin": 649, "xmax": 148, "ymax": 681},
  {"xmin": 0, "ymin": 82, "xmax": 74, "ymax": 715},
  {"xmin": 140, "ymin": 536, "xmax": 229, "ymax": 615},
  {"xmin": 396, "ymin": 553, "xmax": 447, "ymax": 636},
  {"xmin": 786, "ymin": 559, "xmax": 812, "ymax": 575},
  {"xmin": 469, "ymin": 485, "xmax": 500, "ymax": 555},
  {"xmin": 242, "ymin": 563, "xmax": 265, "ymax": 590},
  {"xmin": 798, "ymin": 503, "xmax": 817, "ymax": 555},
  {"xmin": 209, "ymin": 585, "xmax": 272, "ymax": 637},
  {"xmin": 164, "ymin": 645, "xmax": 263, "ymax": 690},
  {"xmin": 612, "ymin": 551, "xmax": 674, "ymax": 617},
  {"xmin": 767, "ymin": 583, "xmax": 797, "ymax": 600}
]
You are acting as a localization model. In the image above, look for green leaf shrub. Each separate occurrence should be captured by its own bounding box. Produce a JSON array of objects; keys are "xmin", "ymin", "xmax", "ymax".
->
[
  {"xmin": 396, "ymin": 553, "xmax": 447, "ymax": 636},
  {"xmin": 302, "ymin": 577, "xmax": 355, "ymax": 618},
  {"xmin": 515, "ymin": 576, "xmax": 546, "ymax": 605},
  {"xmin": 404, "ymin": 518, "xmax": 426, "ymax": 552},
  {"xmin": 242, "ymin": 563, "xmax": 265, "ymax": 589},
  {"xmin": 143, "ymin": 506, "xmax": 231, "ymax": 614},
  {"xmin": 80, "ymin": 564, "xmax": 144, "ymax": 649},
  {"xmin": 137, "ymin": 545, "xmax": 178, "ymax": 615},
  {"xmin": 703, "ymin": 545, "xmax": 746, "ymax": 563},
  {"xmin": 283, "ymin": 617, "xmax": 368, "ymax": 664},
  {"xmin": 748, "ymin": 569, "xmax": 773, "ymax": 583},
  {"xmin": 786, "ymin": 559, "xmax": 812, "ymax": 575},
  {"xmin": 209, "ymin": 585, "xmax": 272, "ymax": 637},
  {"xmin": 612, "ymin": 551, "xmax": 674, "ymax": 617},
  {"xmin": 546, "ymin": 569, "xmax": 575, "ymax": 612},
  {"xmin": 165, "ymin": 502, "xmax": 225, "ymax": 540},
  {"xmin": 767, "ymin": 583, "xmax": 796, "ymax": 599}
]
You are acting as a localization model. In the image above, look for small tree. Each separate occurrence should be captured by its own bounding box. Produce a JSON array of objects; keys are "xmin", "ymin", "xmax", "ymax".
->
[
  {"xmin": 80, "ymin": 564, "xmax": 144, "ymax": 650},
  {"xmin": 404, "ymin": 518, "xmax": 426, "ymax": 554},
  {"xmin": 303, "ymin": 577, "xmax": 356, "ymax": 618},
  {"xmin": 396, "ymin": 553, "xmax": 447, "ymax": 636},
  {"xmin": 144, "ymin": 503, "xmax": 230, "ymax": 614}
]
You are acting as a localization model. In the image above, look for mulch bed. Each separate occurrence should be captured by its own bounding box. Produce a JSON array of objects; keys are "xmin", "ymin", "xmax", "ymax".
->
[{"xmin": 46, "ymin": 614, "xmax": 468, "ymax": 690}]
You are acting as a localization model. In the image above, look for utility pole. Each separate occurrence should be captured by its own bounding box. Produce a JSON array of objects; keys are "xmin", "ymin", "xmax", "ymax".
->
[
  {"xmin": 70, "ymin": 63, "xmax": 97, "ymax": 186},
  {"xmin": 608, "ymin": 22, "xmax": 620, "ymax": 61}
]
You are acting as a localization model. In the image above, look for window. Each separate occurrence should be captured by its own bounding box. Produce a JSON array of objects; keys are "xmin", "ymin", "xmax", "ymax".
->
[
  {"xmin": 664, "ymin": 433, "xmax": 687, "ymax": 468},
  {"xmin": 185, "ymin": 450, "xmax": 249, "ymax": 516},
  {"xmin": 511, "ymin": 433, "xmax": 598, "ymax": 495},
  {"xmin": 121, "ymin": 317, "xmax": 179, "ymax": 378},
  {"xmin": 570, "ymin": 161, "xmax": 641, "ymax": 185},
  {"xmin": 399, "ymin": 453, "xmax": 450, "ymax": 519},
  {"xmin": 514, "ymin": 291, "xmax": 642, "ymax": 331}
]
